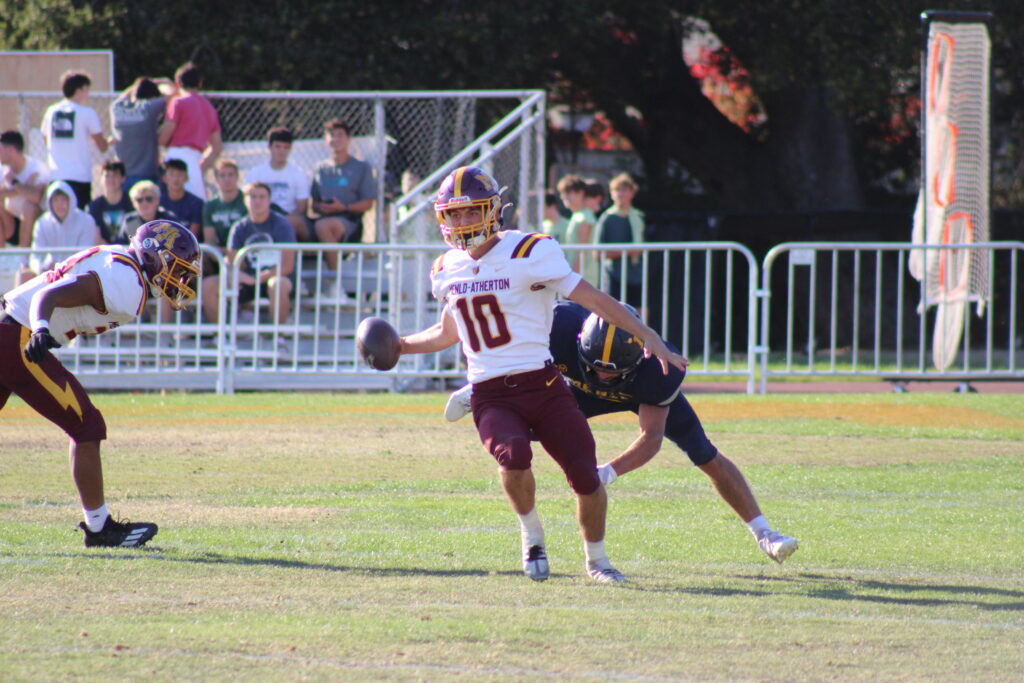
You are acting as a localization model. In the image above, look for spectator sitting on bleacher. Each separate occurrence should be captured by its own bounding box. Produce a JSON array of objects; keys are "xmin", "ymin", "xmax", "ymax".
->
[
  {"xmin": 109, "ymin": 76, "xmax": 168, "ymax": 191},
  {"xmin": 87, "ymin": 161, "xmax": 132, "ymax": 244},
  {"xmin": 245, "ymin": 127, "xmax": 311, "ymax": 241},
  {"xmin": 310, "ymin": 118, "xmax": 375, "ymax": 283},
  {"xmin": 202, "ymin": 182, "xmax": 295, "ymax": 325},
  {"xmin": 115, "ymin": 181, "xmax": 178, "ymax": 245},
  {"xmin": 159, "ymin": 159, "xmax": 204, "ymax": 238},
  {"xmin": 0, "ymin": 130, "xmax": 49, "ymax": 249},
  {"xmin": 40, "ymin": 71, "xmax": 108, "ymax": 210},
  {"xmin": 158, "ymin": 61, "xmax": 222, "ymax": 200},
  {"xmin": 18, "ymin": 180, "xmax": 101, "ymax": 284},
  {"xmin": 202, "ymin": 158, "xmax": 246, "ymax": 255}
]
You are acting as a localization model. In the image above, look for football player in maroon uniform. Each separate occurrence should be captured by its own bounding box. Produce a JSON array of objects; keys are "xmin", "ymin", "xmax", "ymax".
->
[
  {"xmin": 399, "ymin": 166, "xmax": 687, "ymax": 583},
  {"xmin": 1, "ymin": 219, "xmax": 200, "ymax": 548}
]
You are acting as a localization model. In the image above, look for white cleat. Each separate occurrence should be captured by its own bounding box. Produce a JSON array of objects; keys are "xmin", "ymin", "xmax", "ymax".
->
[
  {"xmin": 523, "ymin": 544, "xmax": 550, "ymax": 581},
  {"xmin": 758, "ymin": 530, "xmax": 799, "ymax": 564},
  {"xmin": 586, "ymin": 560, "xmax": 626, "ymax": 584},
  {"xmin": 444, "ymin": 383, "xmax": 474, "ymax": 422}
]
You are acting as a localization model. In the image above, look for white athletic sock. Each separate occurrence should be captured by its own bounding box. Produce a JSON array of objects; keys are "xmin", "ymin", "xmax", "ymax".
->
[
  {"xmin": 584, "ymin": 540, "xmax": 608, "ymax": 566},
  {"xmin": 84, "ymin": 504, "xmax": 109, "ymax": 532},
  {"xmin": 518, "ymin": 508, "xmax": 545, "ymax": 548},
  {"xmin": 746, "ymin": 514, "xmax": 771, "ymax": 539}
]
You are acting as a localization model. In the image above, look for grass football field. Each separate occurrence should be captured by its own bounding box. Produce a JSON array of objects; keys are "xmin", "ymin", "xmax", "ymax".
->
[{"xmin": 1, "ymin": 390, "xmax": 1022, "ymax": 681}]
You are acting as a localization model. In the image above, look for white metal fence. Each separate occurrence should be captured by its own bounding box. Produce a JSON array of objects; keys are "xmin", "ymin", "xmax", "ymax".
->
[
  {"xmin": 759, "ymin": 241, "xmax": 1024, "ymax": 392},
  {"xmin": 1, "ymin": 241, "xmax": 761, "ymax": 393},
  {"xmin": 3, "ymin": 241, "xmax": 1021, "ymax": 394}
]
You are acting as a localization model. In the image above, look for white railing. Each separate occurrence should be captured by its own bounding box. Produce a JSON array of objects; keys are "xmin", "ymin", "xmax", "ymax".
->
[
  {"xmin": 0, "ymin": 245, "xmax": 229, "ymax": 392},
  {"xmin": 2, "ymin": 241, "xmax": 760, "ymax": 393},
  {"xmin": 758, "ymin": 242, "xmax": 1024, "ymax": 392},
  {"xmin": 7, "ymin": 241, "xmax": 1019, "ymax": 394}
]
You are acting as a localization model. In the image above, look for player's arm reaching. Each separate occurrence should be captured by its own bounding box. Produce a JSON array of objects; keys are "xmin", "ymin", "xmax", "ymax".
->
[
  {"xmin": 567, "ymin": 278, "xmax": 688, "ymax": 375},
  {"xmin": 399, "ymin": 306, "xmax": 460, "ymax": 355},
  {"xmin": 599, "ymin": 403, "xmax": 669, "ymax": 485}
]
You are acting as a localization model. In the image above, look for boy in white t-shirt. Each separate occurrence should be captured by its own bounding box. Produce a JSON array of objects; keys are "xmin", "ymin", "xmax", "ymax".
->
[
  {"xmin": 0, "ymin": 130, "xmax": 50, "ymax": 248},
  {"xmin": 40, "ymin": 71, "xmax": 109, "ymax": 210},
  {"xmin": 244, "ymin": 127, "xmax": 311, "ymax": 240}
]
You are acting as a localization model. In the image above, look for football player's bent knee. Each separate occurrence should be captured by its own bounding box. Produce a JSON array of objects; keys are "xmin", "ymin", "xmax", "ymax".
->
[
  {"xmin": 492, "ymin": 436, "xmax": 532, "ymax": 470},
  {"xmin": 69, "ymin": 405, "xmax": 107, "ymax": 443},
  {"xmin": 565, "ymin": 462, "xmax": 601, "ymax": 496}
]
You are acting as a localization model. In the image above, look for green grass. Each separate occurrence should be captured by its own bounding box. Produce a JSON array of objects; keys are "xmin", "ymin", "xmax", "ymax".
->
[{"xmin": 2, "ymin": 392, "xmax": 1023, "ymax": 681}]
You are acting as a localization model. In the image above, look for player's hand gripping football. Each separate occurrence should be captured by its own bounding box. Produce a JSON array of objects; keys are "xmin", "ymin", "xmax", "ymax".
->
[
  {"xmin": 642, "ymin": 333, "xmax": 689, "ymax": 375},
  {"xmin": 24, "ymin": 328, "xmax": 61, "ymax": 364}
]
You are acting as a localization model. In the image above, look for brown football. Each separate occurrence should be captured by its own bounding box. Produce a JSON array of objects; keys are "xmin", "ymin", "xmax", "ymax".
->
[{"xmin": 356, "ymin": 317, "xmax": 401, "ymax": 371}]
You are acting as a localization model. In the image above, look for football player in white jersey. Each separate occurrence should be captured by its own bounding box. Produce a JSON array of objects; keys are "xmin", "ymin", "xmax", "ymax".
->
[
  {"xmin": 398, "ymin": 166, "xmax": 687, "ymax": 583},
  {"xmin": 0, "ymin": 219, "xmax": 200, "ymax": 548}
]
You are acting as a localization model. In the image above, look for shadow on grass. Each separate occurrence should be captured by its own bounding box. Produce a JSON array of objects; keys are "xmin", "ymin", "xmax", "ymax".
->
[
  {"xmin": 46, "ymin": 548, "xmax": 529, "ymax": 578},
  {"xmin": 692, "ymin": 572, "xmax": 1024, "ymax": 612}
]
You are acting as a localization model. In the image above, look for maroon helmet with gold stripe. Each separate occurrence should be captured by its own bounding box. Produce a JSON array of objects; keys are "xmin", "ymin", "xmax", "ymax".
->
[
  {"xmin": 130, "ymin": 219, "xmax": 201, "ymax": 310},
  {"xmin": 434, "ymin": 166, "xmax": 503, "ymax": 249}
]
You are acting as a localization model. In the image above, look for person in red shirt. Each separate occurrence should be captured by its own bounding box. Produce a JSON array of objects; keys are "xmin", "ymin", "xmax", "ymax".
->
[{"xmin": 158, "ymin": 62, "xmax": 222, "ymax": 201}]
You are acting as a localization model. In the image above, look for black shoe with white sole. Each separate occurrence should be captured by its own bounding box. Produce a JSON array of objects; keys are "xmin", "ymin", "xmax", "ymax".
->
[{"xmin": 79, "ymin": 516, "xmax": 158, "ymax": 548}]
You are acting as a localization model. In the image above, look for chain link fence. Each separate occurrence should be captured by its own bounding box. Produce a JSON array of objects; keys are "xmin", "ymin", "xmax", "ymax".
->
[{"xmin": 1, "ymin": 89, "xmax": 545, "ymax": 240}]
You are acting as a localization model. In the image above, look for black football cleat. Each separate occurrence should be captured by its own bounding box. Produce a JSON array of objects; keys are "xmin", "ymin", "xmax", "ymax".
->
[{"xmin": 79, "ymin": 516, "xmax": 158, "ymax": 548}]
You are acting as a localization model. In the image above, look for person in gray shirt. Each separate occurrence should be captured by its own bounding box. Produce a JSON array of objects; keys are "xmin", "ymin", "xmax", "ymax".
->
[
  {"xmin": 310, "ymin": 118, "xmax": 375, "ymax": 274},
  {"xmin": 110, "ymin": 77, "xmax": 168, "ymax": 191}
]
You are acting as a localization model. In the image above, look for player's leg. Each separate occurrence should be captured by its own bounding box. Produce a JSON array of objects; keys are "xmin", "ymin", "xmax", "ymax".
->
[
  {"xmin": 531, "ymin": 376, "xmax": 624, "ymax": 583},
  {"xmin": 69, "ymin": 439, "xmax": 104, "ymax": 510},
  {"xmin": 3, "ymin": 326, "xmax": 156, "ymax": 547},
  {"xmin": 663, "ymin": 394, "xmax": 799, "ymax": 563},
  {"xmin": 473, "ymin": 392, "xmax": 548, "ymax": 580}
]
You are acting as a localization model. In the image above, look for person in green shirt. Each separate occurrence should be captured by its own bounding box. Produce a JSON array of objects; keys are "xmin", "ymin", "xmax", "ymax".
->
[
  {"xmin": 594, "ymin": 173, "xmax": 646, "ymax": 310},
  {"xmin": 201, "ymin": 158, "xmax": 247, "ymax": 252},
  {"xmin": 557, "ymin": 174, "xmax": 598, "ymax": 284},
  {"xmin": 540, "ymin": 190, "xmax": 569, "ymax": 243}
]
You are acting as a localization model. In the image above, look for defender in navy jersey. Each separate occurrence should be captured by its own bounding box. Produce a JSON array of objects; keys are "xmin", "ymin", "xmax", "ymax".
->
[{"xmin": 448, "ymin": 301, "xmax": 799, "ymax": 564}]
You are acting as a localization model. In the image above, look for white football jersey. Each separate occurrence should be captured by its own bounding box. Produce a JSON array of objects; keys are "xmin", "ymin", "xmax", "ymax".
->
[
  {"xmin": 431, "ymin": 230, "xmax": 582, "ymax": 383},
  {"xmin": 2, "ymin": 246, "xmax": 148, "ymax": 345}
]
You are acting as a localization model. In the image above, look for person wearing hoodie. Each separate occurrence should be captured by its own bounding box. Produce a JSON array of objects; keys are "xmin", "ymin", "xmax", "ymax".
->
[{"xmin": 19, "ymin": 181, "xmax": 101, "ymax": 284}]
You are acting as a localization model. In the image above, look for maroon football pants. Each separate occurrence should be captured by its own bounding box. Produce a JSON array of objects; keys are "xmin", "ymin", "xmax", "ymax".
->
[
  {"xmin": 472, "ymin": 364, "xmax": 600, "ymax": 495},
  {"xmin": 0, "ymin": 321, "xmax": 106, "ymax": 443}
]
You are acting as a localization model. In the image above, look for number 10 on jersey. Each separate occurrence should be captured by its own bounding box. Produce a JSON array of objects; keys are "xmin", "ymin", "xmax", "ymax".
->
[{"xmin": 454, "ymin": 294, "xmax": 512, "ymax": 352}]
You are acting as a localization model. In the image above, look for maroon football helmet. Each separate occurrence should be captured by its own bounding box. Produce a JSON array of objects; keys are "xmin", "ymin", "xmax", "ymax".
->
[
  {"xmin": 130, "ymin": 220, "xmax": 201, "ymax": 310},
  {"xmin": 434, "ymin": 166, "xmax": 503, "ymax": 249}
]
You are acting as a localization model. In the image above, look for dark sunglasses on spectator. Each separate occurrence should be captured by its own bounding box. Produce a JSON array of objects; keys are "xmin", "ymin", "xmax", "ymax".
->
[{"xmin": 134, "ymin": 195, "xmax": 157, "ymax": 203}]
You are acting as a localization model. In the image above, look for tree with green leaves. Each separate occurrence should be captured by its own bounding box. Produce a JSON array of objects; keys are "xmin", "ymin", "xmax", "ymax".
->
[{"xmin": 3, "ymin": 0, "xmax": 1020, "ymax": 210}]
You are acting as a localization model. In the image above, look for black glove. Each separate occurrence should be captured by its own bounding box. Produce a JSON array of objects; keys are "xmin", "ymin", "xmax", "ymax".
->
[{"xmin": 24, "ymin": 328, "xmax": 60, "ymax": 364}]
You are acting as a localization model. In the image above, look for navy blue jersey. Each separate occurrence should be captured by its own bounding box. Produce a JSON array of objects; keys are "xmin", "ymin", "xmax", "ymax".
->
[
  {"xmin": 550, "ymin": 301, "xmax": 685, "ymax": 408},
  {"xmin": 548, "ymin": 300, "xmax": 716, "ymax": 465}
]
